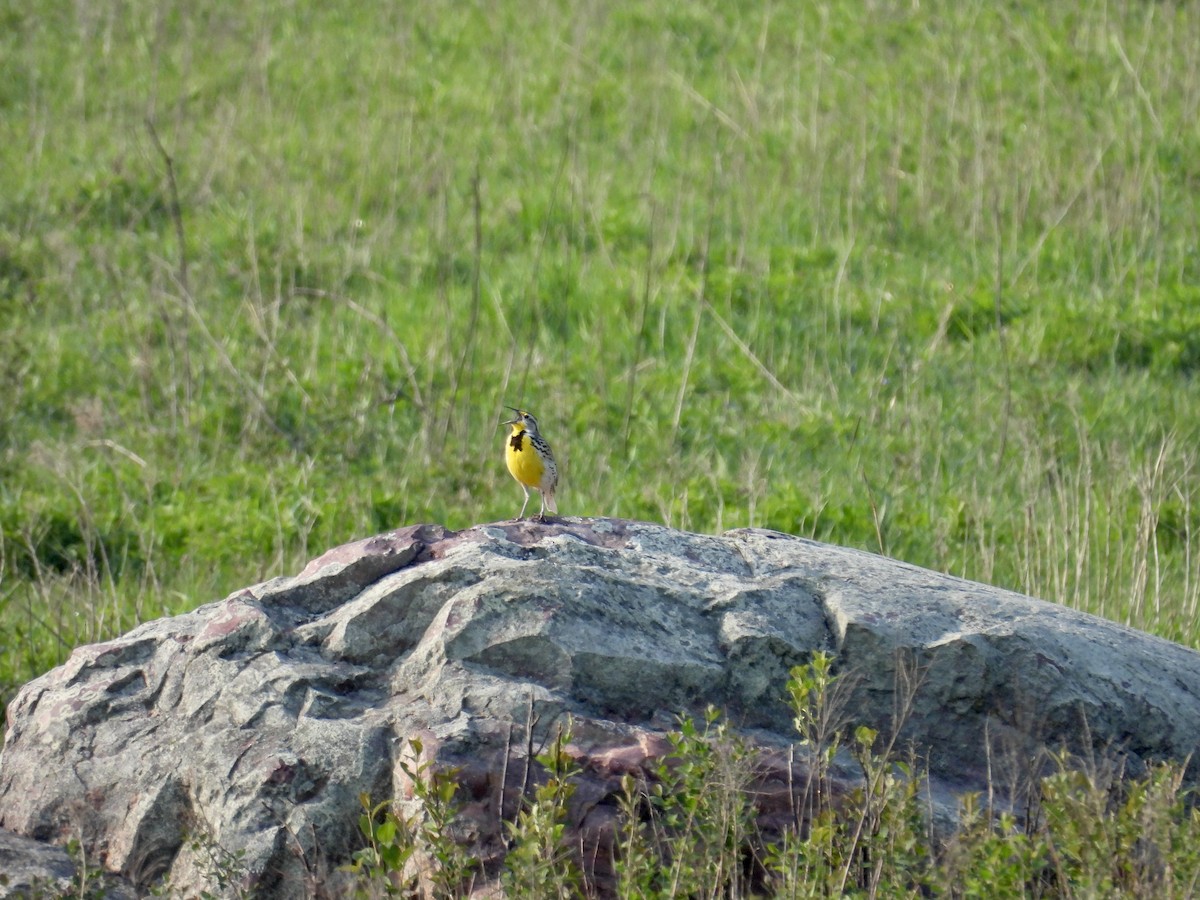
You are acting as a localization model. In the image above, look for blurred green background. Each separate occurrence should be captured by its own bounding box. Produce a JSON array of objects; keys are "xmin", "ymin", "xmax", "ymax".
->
[{"xmin": 2, "ymin": 0, "xmax": 1199, "ymax": 708}]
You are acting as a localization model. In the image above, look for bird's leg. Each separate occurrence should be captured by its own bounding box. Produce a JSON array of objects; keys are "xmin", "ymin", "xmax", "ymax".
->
[
  {"xmin": 517, "ymin": 486, "xmax": 531, "ymax": 520},
  {"xmin": 535, "ymin": 491, "xmax": 548, "ymax": 523}
]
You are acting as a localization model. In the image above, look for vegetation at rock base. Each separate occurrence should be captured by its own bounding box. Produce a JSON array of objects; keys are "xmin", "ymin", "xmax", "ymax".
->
[{"xmin": 339, "ymin": 655, "xmax": 1200, "ymax": 897}]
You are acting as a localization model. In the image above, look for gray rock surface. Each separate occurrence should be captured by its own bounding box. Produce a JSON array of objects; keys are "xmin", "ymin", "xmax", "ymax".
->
[
  {"xmin": 2, "ymin": 518, "xmax": 1200, "ymax": 895},
  {"xmin": 0, "ymin": 827, "xmax": 136, "ymax": 899}
]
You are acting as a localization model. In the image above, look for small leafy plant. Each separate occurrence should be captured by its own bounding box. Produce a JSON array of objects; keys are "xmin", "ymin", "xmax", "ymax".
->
[
  {"xmin": 342, "ymin": 737, "xmax": 477, "ymax": 898},
  {"xmin": 501, "ymin": 722, "xmax": 585, "ymax": 899}
]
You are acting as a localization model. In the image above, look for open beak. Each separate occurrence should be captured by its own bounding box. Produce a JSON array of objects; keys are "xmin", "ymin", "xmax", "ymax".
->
[{"xmin": 501, "ymin": 405, "xmax": 520, "ymax": 427}]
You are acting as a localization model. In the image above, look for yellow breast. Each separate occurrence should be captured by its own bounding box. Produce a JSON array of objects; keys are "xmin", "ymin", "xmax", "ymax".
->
[{"xmin": 506, "ymin": 428, "xmax": 545, "ymax": 488}]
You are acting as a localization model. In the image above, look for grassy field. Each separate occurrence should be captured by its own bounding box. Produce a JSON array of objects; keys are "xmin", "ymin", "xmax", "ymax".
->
[{"xmin": 2, "ymin": 0, "xmax": 1199, "ymax": 710}]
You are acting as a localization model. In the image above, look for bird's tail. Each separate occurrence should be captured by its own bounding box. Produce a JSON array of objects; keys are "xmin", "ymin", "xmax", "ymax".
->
[{"xmin": 545, "ymin": 490, "xmax": 558, "ymax": 514}]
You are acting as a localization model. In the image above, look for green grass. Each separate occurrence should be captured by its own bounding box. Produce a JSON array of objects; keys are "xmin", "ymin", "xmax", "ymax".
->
[{"xmin": 3, "ymin": 0, "xmax": 1200, "ymax": 706}]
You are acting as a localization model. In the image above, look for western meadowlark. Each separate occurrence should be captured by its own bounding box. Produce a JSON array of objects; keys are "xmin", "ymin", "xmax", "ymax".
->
[{"xmin": 501, "ymin": 406, "xmax": 559, "ymax": 521}]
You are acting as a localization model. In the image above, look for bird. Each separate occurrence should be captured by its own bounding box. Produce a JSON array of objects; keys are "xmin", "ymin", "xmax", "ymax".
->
[{"xmin": 501, "ymin": 406, "xmax": 559, "ymax": 521}]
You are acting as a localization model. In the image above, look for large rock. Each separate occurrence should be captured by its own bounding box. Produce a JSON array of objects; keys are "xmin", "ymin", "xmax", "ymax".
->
[{"xmin": 2, "ymin": 518, "xmax": 1200, "ymax": 895}]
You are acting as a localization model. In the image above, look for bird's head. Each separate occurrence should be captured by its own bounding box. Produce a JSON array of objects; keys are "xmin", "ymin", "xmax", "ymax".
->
[{"xmin": 502, "ymin": 406, "xmax": 540, "ymax": 436}]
